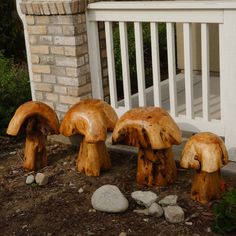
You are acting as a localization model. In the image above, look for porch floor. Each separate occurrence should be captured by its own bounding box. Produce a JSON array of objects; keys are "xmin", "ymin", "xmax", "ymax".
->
[{"xmin": 118, "ymin": 73, "xmax": 221, "ymax": 120}]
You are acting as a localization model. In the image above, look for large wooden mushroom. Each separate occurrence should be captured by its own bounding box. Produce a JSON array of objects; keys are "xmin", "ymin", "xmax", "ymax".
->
[
  {"xmin": 60, "ymin": 99, "xmax": 118, "ymax": 176},
  {"xmin": 180, "ymin": 132, "xmax": 228, "ymax": 204},
  {"xmin": 112, "ymin": 107, "xmax": 182, "ymax": 187},
  {"xmin": 7, "ymin": 101, "xmax": 59, "ymax": 170}
]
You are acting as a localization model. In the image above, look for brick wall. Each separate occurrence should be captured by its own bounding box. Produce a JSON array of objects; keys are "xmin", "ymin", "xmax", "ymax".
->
[{"xmin": 20, "ymin": 0, "xmax": 109, "ymax": 121}]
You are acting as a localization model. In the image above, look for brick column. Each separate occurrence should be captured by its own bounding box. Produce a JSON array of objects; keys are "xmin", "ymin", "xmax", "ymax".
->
[{"xmin": 19, "ymin": 0, "xmax": 102, "ymax": 121}]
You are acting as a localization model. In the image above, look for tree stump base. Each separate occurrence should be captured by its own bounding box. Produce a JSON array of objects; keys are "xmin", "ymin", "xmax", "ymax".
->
[{"xmin": 77, "ymin": 139, "xmax": 111, "ymax": 176}]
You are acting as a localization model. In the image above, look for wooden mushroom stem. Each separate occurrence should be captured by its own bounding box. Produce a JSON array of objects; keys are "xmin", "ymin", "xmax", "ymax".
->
[
  {"xmin": 137, "ymin": 147, "xmax": 177, "ymax": 187},
  {"xmin": 191, "ymin": 170, "xmax": 223, "ymax": 204},
  {"xmin": 77, "ymin": 138, "xmax": 111, "ymax": 176},
  {"xmin": 24, "ymin": 119, "xmax": 47, "ymax": 170}
]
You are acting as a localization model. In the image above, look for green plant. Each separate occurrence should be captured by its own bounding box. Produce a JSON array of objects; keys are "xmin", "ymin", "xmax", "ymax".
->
[
  {"xmin": 0, "ymin": 52, "xmax": 31, "ymax": 135},
  {"xmin": 212, "ymin": 187, "xmax": 236, "ymax": 234}
]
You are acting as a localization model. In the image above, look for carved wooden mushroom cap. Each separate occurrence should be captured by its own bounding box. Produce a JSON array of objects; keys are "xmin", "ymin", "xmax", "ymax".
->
[
  {"xmin": 180, "ymin": 132, "xmax": 228, "ymax": 173},
  {"xmin": 7, "ymin": 101, "xmax": 59, "ymax": 136},
  {"xmin": 60, "ymin": 99, "xmax": 118, "ymax": 142},
  {"xmin": 112, "ymin": 107, "xmax": 182, "ymax": 149}
]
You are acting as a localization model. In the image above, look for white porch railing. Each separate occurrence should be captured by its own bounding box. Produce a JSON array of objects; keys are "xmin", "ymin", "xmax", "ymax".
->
[{"xmin": 86, "ymin": 1, "xmax": 236, "ymax": 160}]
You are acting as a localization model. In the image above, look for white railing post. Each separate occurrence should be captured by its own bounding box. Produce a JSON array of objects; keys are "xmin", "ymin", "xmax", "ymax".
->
[
  {"xmin": 86, "ymin": 20, "xmax": 104, "ymax": 99},
  {"xmin": 16, "ymin": 0, "xmax": 35, "ymax": 100},
  {"xmin": 219, "ymin": 10, "xmax": 236, "ymax": 161}
]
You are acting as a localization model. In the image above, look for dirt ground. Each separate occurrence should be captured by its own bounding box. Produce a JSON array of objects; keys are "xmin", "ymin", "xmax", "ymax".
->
[{"xmin": 0, "ymin": 136, "xmax": 235, "ymax": 236}]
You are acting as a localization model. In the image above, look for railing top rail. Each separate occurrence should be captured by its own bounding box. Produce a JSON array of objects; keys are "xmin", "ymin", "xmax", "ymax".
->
[{"xmin": 88, "ymin": 1, "xmax": 236, "ymax": 10}]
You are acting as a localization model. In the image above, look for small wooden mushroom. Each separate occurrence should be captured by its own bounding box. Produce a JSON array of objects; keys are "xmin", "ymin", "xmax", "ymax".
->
[
  {"xmin": 180, "ymin": 132, "xmax": 228, "ymax": 204},
  {"xmin": 112, "ymin": 107, "xmax": 182, "ymax": 187},
  {"xmin": 7, "ymin": 101, "xmax": 59, "ymax": 170},
  {"xmin": 60, "ymin": 99, "xmax": 118, "ymax": 176}
]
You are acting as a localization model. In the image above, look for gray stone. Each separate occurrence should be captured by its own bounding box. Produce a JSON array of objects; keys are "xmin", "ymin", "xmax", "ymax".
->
[
  {"xmin": 78, "ymin": 187, "xmax": 84, "ymax": 193},
  {"xmin": 35, "ymin": 173, "xmax": 48, "ymax": 186},
  {"xmin": 164, "ymin": 205, "xmax": 185, "ymax": 223},
  {"xmin": 133, "ymin": 208, "xmax": 149, "ymax": 215},
  {"xmin": 159, "ymin": 195, "xmax": 178, "ymax": 206},
  {"xmin": 131, "ymin": 191, "xmax": 157, "ymax": 208},
  {"xmin": 91, "ymin": 185, "xmax": 129, "ymax": 213},
  {"xmin": 148, "ymin": 202, "xmax": 163, "ymax": 217},
  {"xmin": 26, "ymin": 175, "xmax": 35, "ymax": 185}
]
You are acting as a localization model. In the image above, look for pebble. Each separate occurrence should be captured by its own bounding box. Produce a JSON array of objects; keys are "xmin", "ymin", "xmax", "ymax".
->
[
  {"xmin": 148, "ymin": 202, "xmax": 163, "ymax": 218},
  {"xmin": 88, "ymin": 209, "xmax": 96, "ymax": 213},
  {"xmin": 26, "ymin": 175, "xmax": 35, "ymax": 185},
  {"xmin": 164, "ymin": 205, "xmax": 185, "ymax": 223},
  {"xmin": 143, "ymin": 218, "xmax": 149, "ymax": 222},
  {"xmin": 158, "ymin": 195, "xmax": 178, "ymax": 206},
  {"xmin": 119, "ymin": 232, "xmax": 127, "ymax": 236},
  {"xmin": 35, "ymin": 173, "xmax": 48, "ymax": 186},
  {"xmin": 12, "ymin": 170, "xmax": 19, "ymax": 174},
  {"xmin": 131, "ymin": 191, "xmax": 157, "ymax": 208},
  {"xmin": 22, "ymin": 225, "xmax": 27, "ymax": 229},
  {"xmin": 9, "ymin": 151, "xmax": 16, "ymax": 155},
  {"xmin": 206, "ymin": 227, "xmax": 212, "ymax": 233},
  {"xmin": 16, "ymin": 209, "xmax": 21, "ymax": 213},
  {"xmin": 78, "ymin": 188, "xmax": 84, "ymax": 194},
  {"xmin": 91, "ymin": 185, "xmax": 129, "ymax": 213},
  {"xmin": 133, "ymin": 208, "xmax": 149, "ymax": 215},
  {"xmin": 185, "ymin": 221, "xmax": 193, "ymax": 226}
]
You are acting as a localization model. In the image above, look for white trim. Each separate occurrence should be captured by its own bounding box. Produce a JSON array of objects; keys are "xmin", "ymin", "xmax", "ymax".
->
[{"xmin": 16, "ymin": 0, "xmax": 35, "ymax": 101}]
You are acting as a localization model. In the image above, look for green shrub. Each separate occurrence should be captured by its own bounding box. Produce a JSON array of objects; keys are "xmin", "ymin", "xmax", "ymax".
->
[
  {"xmin": 0, "ymin": 52, "xmax": 31, "ymax": 135},
  {"xmin": 212, "ymin": 187, "xmax": 236, "ymax": 234}
]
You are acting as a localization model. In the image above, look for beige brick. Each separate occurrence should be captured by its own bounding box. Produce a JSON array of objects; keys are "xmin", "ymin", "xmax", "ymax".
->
[
  {"xmin": 48, "ymin": 26, "xmax": 63, "ymax": 35},
  {"xmin": 46, "ymin": 93, "xmax": 58, "ymax": 102},
  {"xmin": 26, "ymin": 16, "xmax": 35, "ymax": 25},
  {"xmin": 78, "ymin": 83, "xmax": 92, "ymax": 96},
  {"xmin": 48, "ymin": 3, "xmax": 57, "ymax": 15},
  {"xmin": 43, "ymin": 74, "xmax": 56, "ymax": 83},
  {"xmin": 31, "ymin": 45, "xmax": 49, "ymax": 55},
  {"xmin": 56, "ymin": 2, "xmax": 65, "ymax": 14},
  {"xmin": 54, "ymin": 36, "xmax": 76, "ymax": 46},
  {"xmin": 63, "ymin": 26, "xmax": 76, "ymax": 36},
  {"xmin": 35, "ymin": 91, "xmax": 44, "ymax": 100},
  {"xmin": 57, "ymin": 76, "xmax": 79, "ymax": 86},
  {"xmin": 26, "ymin": 4, "xmax": 33, "ymax": 15},
  {"xmin": 20, "ymin": 3, "xmax": 27, "ymax": 14},
  {"xmin": 51, "ymin": 46, "xmax": 64, "ymax": 55},
  {"xmin": 32, "ymin": 74, "xmax": 41, "ymax": 82},
  {"xmin": 34, "ymin": 82, "xmax": 53, "ymax": 92},
  {"xmin": 63, "ymin": 2, "xmax": 73, "ymax": 14},
  {"xmin": 40, "ymin": 55, "xmax": 55, "ymax": 65},
  {"xmin": 60, "ymin": 95, "xmax": 80, "ymax": 105},
  {"xmin": 35, "ymin": 16, "xmax": 50, "ymax": 25},
  {"xmin": 66, "ymin": 67, "xmax": 79, "ymax": 77},
  {"xmin": 55, "ymin": 103, "xmax": 69, "ymax": 113},
  {"xmin": 68, "ymin": 87, "xmax": 79, "ymax": 96},
  {"xmin": 64, "ymin": 47, "xmax": 77, "ymax": 56},
  {"xmin": 28, "ymin": 25, "xmax": 47, "ymax": 35},
  {"xmin": 103, "ymin": 68, "xmax": 108, "ymax": 77},
  {"xmin": 76, "ymin": 44, "xmax": 88, "ymax": 55},
  {"xmin": 42, "ymin": 3, "xmax": 50, "ymax": 15},
  {"xmin": 32, "ymin": 64, "xmax": 51, "ymax": 74},
  {"xmin": 55, "ymin": 15, "xmax": 73, "ymax": 25},
  {"xmin": 54, "ymin": 85, "xmax": 67, "ymax": 94},
  {"xmin": 55, "ymin": 56, "xmax": 78, "ymax": 67},
  {"xmin": 32, "ymin": 3, "xmax": 41, "ymax": 15},
  {"xmin": 76, "ymin": 23, "xmax": 86, "ymax": 34},
  {"xmin": 31, "ymin": 55, "xmax": 40, "ymax": 64},
  {"xmin": 78, "ymin": 64, "xmax": 89, "ymax": 76},
  {"xmin": 38, "ymin": 36, "xmax": 53, "ymax": 45},
  {"xmin": 51, "ymin": 66, "xmax": 66, "ymax": 76},
  {"xmin": 29, "ymin": 35, "xmax": 38, "ymax": 45}
]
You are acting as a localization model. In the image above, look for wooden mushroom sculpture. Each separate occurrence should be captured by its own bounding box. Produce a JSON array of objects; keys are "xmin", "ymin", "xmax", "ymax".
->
[
  {"xmin": 112, "ymin": 107, "xmax": 182, "ymax": 187},
  {"xmin": 60, "ymin": 99, "xmax": 118, "ymax": 176},
  {"xmin": 7, "ymin": 101, "xmax": 59, "ymax": 170},
  {"xmin": 180, "ymin": 132, "xmax": 228, "ymax": 204}
]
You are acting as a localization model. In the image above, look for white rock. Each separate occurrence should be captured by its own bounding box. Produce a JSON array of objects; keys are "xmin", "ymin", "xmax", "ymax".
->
[
  {"xmin": 159, "ymin": 195, "xmax": 178, "ymax": 206},
  {"xmin": 164, "ymin": 205, "xmax": 185, "ymax": 223},
  {"xmin": 131, "ymin": 191, "xmax": 157, "ymax": 208},
  {"xmin": 148, "ymin": 202, "xmax": 163, "ymax": 217},
  {"xmin": 26, "ymin": 175, "xmax": 35, "ymax": 185},
  {"xmin": 185, "ymin": 221, "xmax": 193, "ymax": 226},
  {"xmin": 9, "ymin": 151, "xmax": 16, "ymax": 155},
  {"xmin": 12, "ymin": 170, "xmax": 19, "ymax": 174},
  {"xmin": 133, "ymin": 208, "xmax": 149, "ymax": 215},
  {"xmin": 35, "ymin": 173, "xmax": 48, "ymax": 186},
  {"xmin": 91, "ymin": 185, "xmax": 129, "ymax": 213},
  {"xmin": 78, "ymin": 188, "xmax": 84, "ymax": 193}
]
